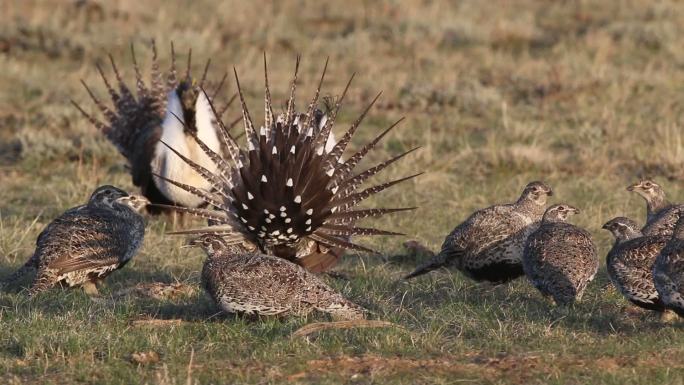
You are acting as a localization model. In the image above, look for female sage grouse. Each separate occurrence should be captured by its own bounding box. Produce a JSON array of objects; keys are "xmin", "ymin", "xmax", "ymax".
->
[
  {"xmin": 522, "ymin": 204, "xmax": 598, "ymax": 306},
  {"xmin": 653, "ymin": 209, "xmax": 684, "ymax": 317},
  {"xmin": 191, "ymin": 234, "xmax": 365, "ymax": 319},
  {"xmin": 627, "ymin": 179, "xmax": 681, "ymax": 236},
  {"xmin": 153, "ymin": 56, "xmax": 418, "ymax": 272},
  {"xmin": 4, "ymin": 185, "xmax": 148, "ymax": 296},
  {"xmin": 404, "ymin": 181, "xmax": 553, "ymax": 283},
  {"xmin": 602, "ymin": 216, "xmax": 669, "ymax": 313},
  {"xmin": 73, "ymin": 42, "xmax": 229, "ymax": 214}
]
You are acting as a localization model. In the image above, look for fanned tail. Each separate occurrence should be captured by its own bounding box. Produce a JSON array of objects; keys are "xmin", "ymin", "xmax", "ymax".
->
[
  {"xmin": 161, "ymin": 56, "xmax": 419, "ymax": 271},
  {"xmin": 75, "ymin": 41, "xmax": 229, "ymax": 213}
]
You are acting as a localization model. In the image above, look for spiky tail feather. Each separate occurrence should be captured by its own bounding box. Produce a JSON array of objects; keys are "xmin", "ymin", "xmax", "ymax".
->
[
  {"xmin": 403, "ymin": 248, "xmax": 455, "ymax": 280},
  {"xmin": 404, "ymin": 255, "xmax": 447, "ymax": 280},
  {"xmin": 160, "ymin": 55, "xmax": 419, "ymax": 271},
  {"xmin": 1, "ymin": 255, "xmax": 38, "ymax": 289},
  {"xmin": 73, "ymin": 41, "xmax": 234, "ymax": 213}
]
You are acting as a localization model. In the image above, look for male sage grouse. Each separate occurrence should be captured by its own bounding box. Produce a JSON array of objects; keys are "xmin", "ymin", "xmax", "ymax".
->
[
  {"xmin": 404, "ymin": 181, "xmax": 553, "ymax": 283},
  {"xmin": 627, "ymin": 179, "xmax": 682, "ymax": 236},
  {"xmin": 4, "ymin": 185, "xmax": 148, "ymax": 296},
  {"xmin": 72, "ymin": 42, "xmax": 230, "ymax": 214},
  {"xmin": 191, "ymin": 234, "xmax": 365, "ymax": 319},
  {"xmin": 522, "ymin": 204, "xmax": 598, "ymax": 306},
  {"xmin": 152, "ymin": 56, "xmax": 419, "ymax": 272},
  {"xmin": 653, "ymin": 208, "xmax": 684, "ymax": 317},
  {"xmin": 602, "ymin": 216, "xmax": 668, "ymax": 313}
]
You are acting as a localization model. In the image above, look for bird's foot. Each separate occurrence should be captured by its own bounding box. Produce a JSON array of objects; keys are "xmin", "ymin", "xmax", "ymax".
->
[
  {"xmin": 82, "ymin": 281, "xmax": 100, "ymax": 297},
  {"xmin": 659, "ymin": 310, "xmax": 678, "ymax": 323}
]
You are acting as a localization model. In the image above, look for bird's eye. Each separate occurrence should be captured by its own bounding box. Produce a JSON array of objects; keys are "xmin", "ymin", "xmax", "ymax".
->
[
  {"xmin": 644, "ymin": 182, "xmax": 652, "ymax": 188},
  {"xmin": 558, "ymin": 206, "xmax": 565, "ymax": 211}
]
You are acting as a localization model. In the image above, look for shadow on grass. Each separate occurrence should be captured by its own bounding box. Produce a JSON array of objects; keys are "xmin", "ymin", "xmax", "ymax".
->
[{"xmin": 392, "ymin": 272, "xmax": 681, "ymax": 336}]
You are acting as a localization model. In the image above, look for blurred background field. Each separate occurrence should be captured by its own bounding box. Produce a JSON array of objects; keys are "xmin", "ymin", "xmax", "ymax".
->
[{"xmin": 1, "ymin": 0, "xmax": 684, "ymax": 384}]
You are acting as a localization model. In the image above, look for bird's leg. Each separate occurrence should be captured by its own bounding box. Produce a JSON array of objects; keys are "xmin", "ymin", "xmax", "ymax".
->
[
  {"xmin": 180, "ymin": 211, "xmax": 188, "ymax": 228},
  {"xmin": 82, "ymin": 281, "xmax": 100, "ymax": 297},
  {"xmin": 170, "ymin": 211, "xmax": 188, "ymax": 230},
  {"xmin": 660, "ymin": 310, "xmax": 678, "ymax": 323},
  {"xmin": 94, "ymin": 278, "xmax": 107, "ymax": 289},
  {"xmin": 171, "ymin": 210, "xmax": 179, "ymax": 230}
]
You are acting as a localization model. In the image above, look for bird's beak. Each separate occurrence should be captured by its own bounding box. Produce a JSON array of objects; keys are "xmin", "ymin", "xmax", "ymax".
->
[
  {"xmin": 182, "ymin": 238, "xmax": 200, "ymax": 249},
  {"xmin": 626, "ymin": 183, "xmax": 639, "ymax": 192},
  {"xmin": 134, "ymin": 195, "xmax": 151, "ymax": 207},
  {"xmin": 571, "ymin": 206, "xmax": 581, "ymax": 214},
  {"xmin": 601, "ymin": 222, "xmax": 610, "ymax": 230},
  {"xmin": 546, "ymin": 189, "xmax": 554, "ymax": 197}
]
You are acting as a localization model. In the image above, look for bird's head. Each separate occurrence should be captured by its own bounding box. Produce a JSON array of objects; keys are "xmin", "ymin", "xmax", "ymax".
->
[
  {"xmin": 174, "ymin": 80, "xmax": 200, "ymax": 133},
  {"xmin": 519, "ymin": 181, "xmax": 553, "ymax": 206},
  {"xmin": 602, "ymin": 216, "xmax": 641, "ymax": 242},
  {"xmin": 626, "ymin": 179, "xmax": 665, "ymax": 203},
  {"xmin": 115, "ymin": 194, "xmax": 150, "ymax": 213},
  {"xmin": 542, "ymin": 203, "xmax": 580, "ymax": 223},
  {"xmin": 186, "ymin": 234, "xmax": 257, "ymax": 255},
  {"xmin": 89, "ymin": 185, "xmax": 130, "ymax": 208}
]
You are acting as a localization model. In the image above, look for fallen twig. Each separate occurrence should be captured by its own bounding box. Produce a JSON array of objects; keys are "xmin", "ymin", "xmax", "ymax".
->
[{"xmin": 131, "ymin": 318, "xmax": 186, "ymax": 327}]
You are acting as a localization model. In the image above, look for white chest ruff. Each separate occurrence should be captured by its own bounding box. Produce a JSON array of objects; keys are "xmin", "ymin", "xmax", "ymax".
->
[{"xmin": 151, "ymin": 90, "xmax": 222, "ymax": 207}]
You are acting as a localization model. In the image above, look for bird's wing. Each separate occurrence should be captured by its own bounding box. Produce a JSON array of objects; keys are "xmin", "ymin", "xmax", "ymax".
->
[
  {"xmin": 643, "ymin": 205, "xmax": 683, "ymax": 236},
  {"xmin": 36, "ymin": 208, "xmax": 131, "ymax": 275}
]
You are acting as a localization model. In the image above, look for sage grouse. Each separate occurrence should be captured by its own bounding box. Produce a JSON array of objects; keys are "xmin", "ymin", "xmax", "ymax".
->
[
  {"xmin": 73, "ymin": 43, "xmax": 228, "ymax": 214},
  {"xmin": 191, "ymin": 234, "xmax": 366, "ymax": 319},
  {"xmin": 5, "ymin": 185, "xmax": 148, "ymax": 296},
  {"xmin": 627, "ymin": 179, "xmax": 681, "ymax": 236},
  {"xmin": 602, "ymin": 217, "xmax": 668, "ymax": 312},
  {"xmin": 153, "ymin": 56, "xmax": 418, "ymax": 272},
  {"xmin": 404, "ymin": 181, "xmax": 552, "ymax": 283},
  {"xmin": 522, "ymin": 204, "xmax": 598, "ymax": 306},
  {"xmin": 653, "ymin": 208, "xmax": 684, "ymax": 317}
]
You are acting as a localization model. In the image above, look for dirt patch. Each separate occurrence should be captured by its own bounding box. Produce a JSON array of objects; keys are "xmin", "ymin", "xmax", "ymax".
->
[{"xmin": 289, "ymin": 355, "xmax": 487, "ymax": 381}]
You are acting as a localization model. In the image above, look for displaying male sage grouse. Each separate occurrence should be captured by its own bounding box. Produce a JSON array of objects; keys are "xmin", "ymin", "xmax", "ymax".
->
[
  {"xmin": 4, "ymin": 185, "xmax": 148, "ymax": 296},
  {"xmin": 191, "ymin": 234, "xmax": 365, "ymax": 319},
  {"xmin": 653, "ymin": 209, "xmax": 684, "ymax": 317},
  {"xmin": 522, "ymin": 204, "xmax": 598, "ymax": 306},
  {"xmin": 152, "ymin": 56, "xmax": 419, "ymax": 272},
  {"xmin": 404, "ymin": 181, "xmax": 553, "ymax": 283},
  {"xmin": 602, "ymin": 216, "xmax": 668, "ymax": 313},
  {"xmin": 73, "ymin": 42, "xmax": 230, "ymax": 214},
  {"xmin": 627, "ymin": 179, "xmax": 681, "ymax": 236}
]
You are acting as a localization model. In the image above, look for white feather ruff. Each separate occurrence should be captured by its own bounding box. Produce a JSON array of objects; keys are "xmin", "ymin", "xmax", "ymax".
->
[{"xmin": 152, "ymin": 90, "xmax": 221, "ymax": 207}]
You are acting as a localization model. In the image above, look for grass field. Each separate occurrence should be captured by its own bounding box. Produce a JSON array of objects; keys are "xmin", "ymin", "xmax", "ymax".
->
[{"xmin": 2, "ymin": 0, "xmax": 684, "ymax": 383}]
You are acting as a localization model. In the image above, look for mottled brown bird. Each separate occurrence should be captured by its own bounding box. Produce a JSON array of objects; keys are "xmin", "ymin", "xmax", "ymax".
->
[
  {"xmin": 653, "ymin": 209, "xmax": 684, "ymax": 317},
  {"xmin": 153, "ymin": 55, "xmax": 418, "ymax": 273},
  {"xmin": 73, "ymin": 42, "xmax": 231, "ymax": 215},
  {"xmin": 602, "ymin": 216, "xmax": 668, "ymax": 312},
  {"xmin": 5, "ymin": 186, "xmax": 148, "ymax": 296},
  {"xmin": 405, "ymin": 181, "xmax": 553, "ymax": 283},
  {"xmin": 523, "ymin": 204, "xmax": 597, "ymax": 306},
  {"xmin": 191, "ymin": 234, "xmax": 366, "ymax": 319},
  {"xmin": 627, "ymin": 179, "xmax": 681, "ymax": 236}
]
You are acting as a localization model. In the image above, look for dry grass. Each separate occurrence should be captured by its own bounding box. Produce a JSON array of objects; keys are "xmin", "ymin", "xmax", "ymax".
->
[{"xmin": 2, "ymin": 0, "xmax": 684, "ymax": 384}]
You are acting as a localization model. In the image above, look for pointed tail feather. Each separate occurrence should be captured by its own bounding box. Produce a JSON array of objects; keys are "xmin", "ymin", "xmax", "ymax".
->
[
  {"xmin": 403, "ymin": 251, "xmax": 449, "ymax": 280},
  {"xmin": 297, "ymin": 250, "xmax": 342, "ymax": 274},
  {"xmin": 2, "ymin": 256, "xmax": 38, "ymax": 289}
]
